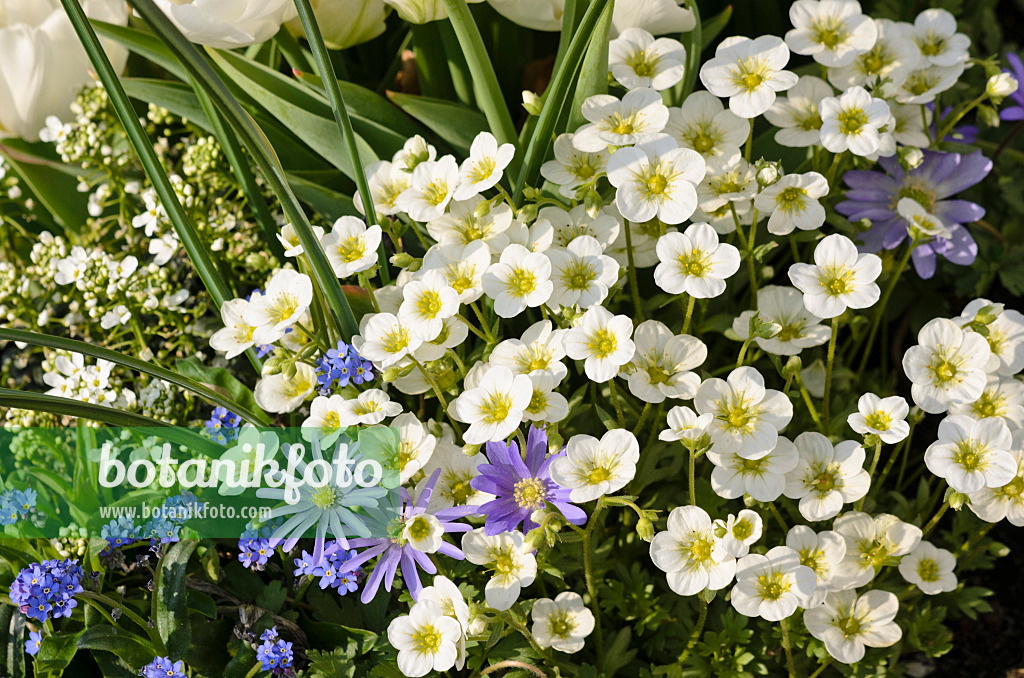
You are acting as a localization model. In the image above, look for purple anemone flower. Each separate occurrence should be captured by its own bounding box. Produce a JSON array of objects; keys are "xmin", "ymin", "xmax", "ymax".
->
[
  {"xmin": 471, "ymin": 426, "xmax": 587, "ymax": 536},
  {"xmin": 1001, "ymin": 52, "xmax": 1024, "ymax": 121},
  {"xmin": 340, "ymin": 469, "xmax": 475, "ymax": 603},
  {"xmin": 836, "ymin": 150, "xmax": 991, "ymax": 279}
]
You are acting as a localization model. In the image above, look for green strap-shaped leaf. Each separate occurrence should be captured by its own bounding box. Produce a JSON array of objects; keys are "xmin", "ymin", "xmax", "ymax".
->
[{"xmin": 386, "ymin": 92, "xmax": 488, "ymax": 157}]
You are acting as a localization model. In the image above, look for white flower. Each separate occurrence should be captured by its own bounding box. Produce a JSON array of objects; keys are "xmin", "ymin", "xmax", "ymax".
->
[
  {"xmin": 786, "ymin": 525, "xmax": 847, "ymax": 600},
  {"xmin": 764, "ymin": 75, "xmax": 834, "ymax": 148},
  {"xmin": 610, "ymin": 0, "xmax": 696, "ymax": 37},
  {"xmin": 909, "ymin": 8, "xmax": 970, "ymax": 67},
  {"xmin": 506, "ymin": 218, "xmax": 555, "ymax": 253},
  {"xmin": 154, "ymin": 0, "xmax": 296, "ymax": 48},
  {"xmin": 149, "ymin": 232, "xmax": 179, "ymax": 266},
  {"xmin": 531, "ymin": 592, "xmax": 595, "ymax": 654},
  {"xmin": 699, "ymin": 35, "xmax": 799, "ymax": 119},
  {"xmin": 608, "ymin": 28, "xmax": 687, "ymax": 91},
  {"xmin": 785, "ymin": 0, "xmax": 878, "ymax": 67},
  {"xmin": 783, "ymin": 433, "xmax": 870, "ymax": 522},
  {"xmin": 818, "ymin": 86, "xmax": 891, "ymax": 156},
  {"xmin": 572, "ymin": 88, "xmax": 670, "ymax": 153},
  {"xmin": 392, "ymin": 413, "xmax": 437, "ymax": 484},
  {"xmin": 461, "ymin": 529, "xmax": 536, "ymax": 610},
  {"xmin": 754, "ymin": 172, "xmax": 829, "ymax": 235},
  {"xmin": 249, "ymin": 269, "xmax": 314, "ymax": 345},
  {"xmin": 899, "ymin": 542, "xmax": 957, "ymax": 595},
  {"xmin": 254, "ymin": 362, "xmax": 317, "ymax": 414},
  {"xmin": 654, "ymin": 223, "xmax": 741, "ymax": 298},
  {"xmin": 715, "ymin": 509, "xmax": 764, "ymax": 558},
  {"xmin": 848, "ymin": 393, "xmax": 910, "ymax": 444},
  {"xmin": 663, "ymin": 95, "xmax": 746, "ymax": 176},
  {"xmin": 957, "ymin": 298, "xmax": 1024, "ymax": 376},
  {"xmin": 733, "ymin": 286, "xmax": 831, "ymax": 356},
  {"xmin": 949, "ymin": 375, "xmax": 1024, "ymax": 431},
  {"xmin": 522, "ymin": 371, "xmax": 569, "ymax": 424},
  {"xmin": 659, "ymin": 406, "xmax": 714, "ymax": 447},
  {"xmin": 321, "ymin": 216, "xmax": 382, "ymax": 278},
  {"xmin": 625, "ymin": 320, "xmax": 706, "ymax": 403},
  {"xmin": 338, "ymin": 389, "xmax": 402, "ymax": 427},
  {"xmin": 393, "ymin": 135, "xmax": 437, "ymax": 172},
  {"xmin": 277, "ymin": 222, "xmax": 325, "ymax": 258},
  {"xmin": 563, "ymin": 306, "xmax": 636, "ymax": 383},
  {"xmin": 541, "ymin": 205, "xmax": 620, "ymax": 250},
  {"xmin": 650, "ymin": 505, "xmax": 736, "ymax": 596},
  {"xmin": 396, "ymin": 156, "xmax": 460, "ymax": 222},
  {"xmin": 804, "ymin": 590, "xmax": 902, "ymax": 664},
  {"xmin": 283, "ymin": 0, "xmax": 388, "ymax": 51},
  {"xmin": 831, "ymin": 512, "xmax": 922, "ymax": 590},
  {"xmin": 695, "ymin": 366, "xmax": 794, "ymax": 460},
  {"xmin": 696, "ymin": 156, "xmax": 757, "ymax": 212},
  {"xmin": 827, "ymin": 19, "xmax": 921, "ymax": 92},
  {"xmin": 708, "ymin": 436, "xmax": 799, "ymax": 502},
  {"xmin": 551, "ymin": 429, "xmax": 640, "ymax": 503},
  {"xmin": 100, "ymin": 305, "xmax": 132, "ymax": 330},
  {"xmin": 416, "ymin": 575, "xmax": 469, "ymax": 669},
  {"xmin": 488, "ymin": 320, "xmax": 569, "ymax": 383},
  {"xmin": 988, "ymin": 72, "xmax": 1018, "ymax": 98},
  {"xmin": 967, "ymin": 433, "xmax": 1024, "ymax": 526},
  {"xmin": 302, "ymin": 394, "xmax": 347, "ymax": 436},
  {"xmin": 133, "ymin": 192, "xmax": 166, "ymax": 237},
  {"xmin": 421, "ymin": 241, "xmax": 492, "ymax": 304},
  {"xmin": 452, "ymin": 365, "xmax": 532, "ymax": 445},
  {"xmin": 732, "ymin": 546, "xmax": 817, "ymax": 621},
  {"xmin": 420, "ymin": 430, "xmax": 494, "ymax": 510},
  {"xmin": 895, "ymin": 61, "xmax": 966, "ymax": 105},
  {"xmin": 402, "ymin": 513, "xmax": 444, "ymax": 554},
  {"xmin": 540, "ymin": 134, "xmax": 611, "ymax": 199},
  {"xmin": 896, "ymin": 198, "xmax": 951, "ymax": 239},
  {"xmin": 0, "ymin": 0, "xmax": 128, "ymax": 141},
  {"xmin": 546, "ymin": 236, "xmax": 619, "ymax": 309},
  {"xmin": 383, "ymin": 0, "xmax": 484, "ymax": 24},
  {"xmin": 387, "ymin": 599, "xmax": 462, "ymax": 677},
  {"xmin": 453, "ymin": 132, "xmax": 516, "ymax": 201},
  {"xmin": 788, "ymin": 234, "xmax": 882, "ymax": 319},
  {"xmin": 210, "ymin": 299, "xmax": 259, "ymax": 359},
  {"xmin": 606, "ymin": 135, "xmax": 706, "ymax": 225},
  {"xmin": 356, "ymin": 313, "xmax": 423, "ymax": 368},
  {"xmin": 924, "ymin": 415, "xmax": 1015, "ymax": 494},
  {"xmin": 482, "ymin": 244, "xmax": 553, "ymax": 318},
  {"xmin": 354, "ymin": 161, "xmax": 411, "ymax": 217},
  {"xmin": 902, "ymin": 317, "xmax": 991, "ymax": 414},
  {"xmin": 398, "ymin": 271, "xmax": 460, "ymax": 342}
]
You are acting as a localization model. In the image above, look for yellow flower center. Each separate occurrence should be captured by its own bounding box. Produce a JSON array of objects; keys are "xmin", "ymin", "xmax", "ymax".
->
[
  {"xmin": 732, "ymin": 56, "xmax": 771, "ymax": 91},
  {"xmin": 412, "ymin": 624, "xmax": 444, "ymax": 654},
  {"xmin": 776, "ymin": 186, "xmax": 807, "ymax": 212},
  {"xmin": 336, "ymin": 236, "xmax": 366, "ymax": 263},
  {"xmin": 587, "ymin": 328, "xmax": 619, "ymax": 358},
  {"xmin": 480, "ymin": 392, "xmax": 513, "ymax": 424},
  {"xmin": 468, "ymin": 157, "xmax": 497, "ymax": 184},
  {"xmin": 916, "ymin": 558, "xmax": 940, "ymax": 582},
  {"xmin": 756, "ymin": 571, "xmax": 791, "ymax": 601},
  {"xmin": 812, "ymin": 17, "xmax": 848, "ymax": 48},
  {"xmin": 865, "ymin": 411, "xmax": 892, "ymax": 430},
  {"xmin": 513, "ymin": 477, "xmax": 546, "ymax": 509},
  {"xmin": 406, "ymin": 515, "xmax": 434, "ymax": 541},
  {"xmin": 547, "ymin": 610, "xmax": 576, "ymax": 638},
  {"xmin": 626, "ymin": 49, "xmax": 661, "ymax": 78},
  {"xmin": 507, "ymin": 267, "xmax": 538, "ymax": 297},
  {"xmin": 417, "ymin": 289, "xmax": 444, "ymax": 318},
  {"xmin": 837, "ymin": 108, "xmax": 868, "ymax": 135}
]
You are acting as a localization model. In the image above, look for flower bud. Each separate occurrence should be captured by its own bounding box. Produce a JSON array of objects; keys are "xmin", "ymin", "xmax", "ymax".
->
[
  {"xmin": 899, "ymin": 146, "xmax": 924, "ymax": 171},
  {"xmin": 987, "ymin": 73, "xmax": 1018, "ymax": 98},
  {"xmin": 974, "ymin": 303, "xmax": 1004, "ymax": 325},
  {"xmin": 945, "ymin": 489, "xmax": 968, "ymax": 510},
  {"xmin": 754, "ymin": 159, "xmax": 781, "ymax": 187},
  {"xmin": 977, "ymin": 103, "xmax": 1001, "ymax": 128},
  {"xmin": 636, "ymin": 516, "xmax": 654, "ymax": 542},
  {"xmin": 584, "ymin": 189, "xmax": 603, "ymax": 219},
  {"xmin": 390, "ymin": 252, "xmax": 422, "ymax": 271},
  {"xmin": 522, "ymin": 90, "xmax": 543, "ymax": 116}
]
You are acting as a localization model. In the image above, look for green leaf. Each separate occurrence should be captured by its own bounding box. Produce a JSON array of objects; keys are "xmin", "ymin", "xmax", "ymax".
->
[
  {"xmin": 174, "ymin": 356, "xmax": 265, "ymax": 421},
  {"xmin": 0, "ymin": 147, "xmax": 89, "ymax": 233},
  {"xmin": 700, "ymin": 6, "xmax": 734, "ymax": 51},
  {"xmin": 7, "ymin": 611, "xmax": 25, "ymax": 678},
  {"xmin": 77, "ymin": 625, "xmax": 154, "ymax": 669},
  {"xmin": 386, "ymin": 92, "xmax": 488, "ymax": 156},
  {"xmin": 595, "ymin": 404, "xmax": 618, "ymax": 432},
  {"xmin": 566, "ymin": 0, "xmax": 613, "ymax": 132},
  {"xmin": 92, "ymin": 19, "xmax": 186, "ymax": 79},
  {"xmin": 153, "ymin": 539, "xmax": 197, "ymax": 659},
  {"xmin": 186, "ymin": 590, "xmax": 218, "ymax": 619},
  {"xmin": 36, "ymin": 630, "xmax": 85, "ymax": 673},
  {"xmin": 287, "ymin": 172, "xmax": 360, "ymax": 222},
  {"xmin": 306, "ymin": 648, "xmax": 356, "ymax": 678},
  {"xmin": 680, "ymin": 0, "xmax": 703, "ymax": 101}
]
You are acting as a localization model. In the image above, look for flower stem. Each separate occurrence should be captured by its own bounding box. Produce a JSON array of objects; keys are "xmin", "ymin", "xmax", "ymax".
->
[
  {"xmin": 744, "ymin": 118, "xmax": 754, "ymax": 163},
  {"xmin": 807, "ymin": 658, "xmax": 833, "ymax": 678},
  {"xmin": 479, "ymin": 660, "xmax": 547, "ymax": 678},
  {"xmin": 688, "ymin": 447, "xmax": 698, "ymax": 505},
  {"xmin": 636, "ymin": 402, "xmax": 653, "ymax": 433},
  {"xmin": 410, "ymin": 355, "xmax": 464, "ymax": 438},
  {"xmin": 623, "ymin": 221, "xmax": 645, "ymax": 321},
  {"xmin": 857, "ymin": 439, "xmax": 884, "ymax": 511},
  {"xmin": 676, "ymin": 597, "xmax": 708, "ymax": 664},
  {"xmin": 823, "ymin": 317, "xmax": 839, "ymax": 434},
  {"xmin": 582, "ymin": 498, "xmax": 605, "ymax": 666},
  {"xmin": 736, "ymin": 338, "xmax": 754, "ymax": 368},
  {"xmin": 921, "ymin": 501, "xmax": 950, "ymax": 539},
  {"xmin": 607, "ymin": 379, "xmax": 627, "ymax": 428},
  {"xmin": 857, "ymin": 242, "xmax": 914, "ymax": 376},
  {"xmin": 794, "ymin": 373, "xmax": 825, "ymax": 434},
  {"xmin": 768, "ymin": 501, "xmax": 789, "ymax": 532},
  {"xmin": 680, "ymin": 294, "xmax": 696, "ymax": 335},
  {"xmin": 780, "ymin": 617, "xmax": 797, "ymax": 678}
]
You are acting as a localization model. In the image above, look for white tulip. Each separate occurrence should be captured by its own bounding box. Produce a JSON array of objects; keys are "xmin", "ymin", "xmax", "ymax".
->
[
  {"xmin": 153, "ymin": 0, "xmax": 297, "ymax": 50},
  {"xmin": 285, "ymin": 0, "xmax": 388, "ymax": 51}
]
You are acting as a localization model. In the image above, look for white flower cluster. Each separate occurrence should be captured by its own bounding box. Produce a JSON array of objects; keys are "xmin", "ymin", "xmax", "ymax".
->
[{"xmin": 42, "ymin": 353, "xmax": 135, "ymax": 410}]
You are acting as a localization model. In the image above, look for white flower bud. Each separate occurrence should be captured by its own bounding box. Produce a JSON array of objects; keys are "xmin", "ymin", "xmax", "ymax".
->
[{"xmin": 987, "ymin": 73, "xmax": 1018, "ymax": 98}]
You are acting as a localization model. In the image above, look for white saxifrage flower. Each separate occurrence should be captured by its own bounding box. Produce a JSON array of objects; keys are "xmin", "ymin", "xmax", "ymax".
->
[
  {"xmin": 356, "ymin": 313, "xmax": 423, "ymax": 368},
  {"xmin": 754, "ymin": 172, "xmax": 829, "ymax": 235},
  {"xmin": 540, "ymin": 205, "xmax": 620, "ymax": 251},
  {"xmin": 764, "ymin": 75, "xmax": 834, "ymax": 147},
  {"xmin": 354, "ymin": 160, "xmax": 410, "ymax": 217},
  {"xmin": 831, "ymin": 512, "xmax": 922, "ymax": 590},
  {"xmin": 732, "ymin": 286, "xmax": 831, "ymax": 356},
  {"xmin": 531, "ymin": 592, "xmax": 595, "ymax": 654},
  {"xmin": 393, "ymin": 413, "xmax": 437, "ymax": 483},
  {"xmin": 625, "ymin": 320, "xmax": 707, "ymax": 402},
  {"xmin": 606, "ymin": 135, "xmax": 706, "ymax": 225},
  {"xmin": 396, "ymin": 156, "xmax": 459, "ymax": 222},
  {"xmin": 572, "ymin": 88, "xmax": 670, "ymax": 152},
  {"xmin": 827, "ymin": 19, "xmax": 920, "ymax": 92},
  {"xmin": 278, "ymin": 222, "xmax": 325, "ymax": 258},
  {"xmin": 786, "ymin": 525, "xmax": 847, "ymax": 602},
  {"xmin": 958, "ymin": 298, "xmax": 1024, "ymax": 376},
  {"xmin": 789, "ymin": 234, "xmax": 882, "ymax": 318},
  {"xmin": 848, "ymin": 393, "xmax": 911, "ymax": 444},
  {"xmin": 551, "ymin": 429, "xmax": 640, "ymax": 503},
  {"xmin": 664, "ymin": 91, "xmax": 749, "ymax": 167},
  {"xmin": 452, "ymin": 365, "xmax": 532, "ymax": 445},
  {"xmin": 909, "ymin": 8, "xmax": 970, "ymax": 67},
  {"xmin": 731, "ymin": 545, "xmax": 817, "ymax": 621},
  {"xmin": 426, "ymin": 198, "xmax": 513, "ymax": 252},
  {"xmin": 321, "ymin": 216, "xmax": 383, "ymax": 278},
  {"xmin": 461, "ymin": 529, "xmax": 536, "ymax": 611},
  {"xmin": 898, "ymin": 542, "xmax": 957, "ymax": 595},
  {"xmin": 696, "ymin": 156, "xmax": 757, "ymax": 212},
  {"xmin": 818, "ymin": 86, "xmax": 891, "ymax": 156},
  {"xmin": 453, "ymin": 132, "xmax": 516, "ymax": 200},
  {"xmin": 659, "ymin": 406, "xmax": 714, "ymax": 447},
  {"xmin": 482, "ymin": 244, "xmax": 553, "ymax": 318},
  {"xmin": 522, "ymin": 371, "xmax": 570, "ymax": 424},
  {"xmin": 488, "ymin": 320, "xmax": 569, "ymax": 382},
  {"xmin": 210, "ymin": 298, "xmax": 259, "ymax": 359},
  {"xmin": 950, "ymin": 375, "xmax": 1024, "ymax": 431},
  {"xmin": 783, "ymin": 432, "xmax": 870, "ymax": 522},
  {"xmin": 695, "ymin": 366, "xmax": 794, "ymax": 460},
  {"xmin": 546, "ymin": 236, "xmax": 619, "ymax": 309},
  {"xmin": 924, "ymin": 415, "xmax": 1015, "ymax": 494},
  {"xmin": 650, "ymin": 505, "xmax": 737, "ymax": 596},
  {"xmin": 153, "ymin": 0, "xmax": 296, "ymax": 49},
  {"xmin": 255, "ymin": 362, "xmax": 317, "ymax": 414},
  {"xmin": 338, "ymin": 389, "xmax": 402, "ymax": 427},
  {"xmin": 608, "ymin": 28, "xmax": 687, "ymax": 91},
  {"xmin": 785, "ymin": 0, "xmax": 878, "ymax": 67},
  {"xmin": 708, "ymin": 437, "xmax": 799, "ymax": 502},
  {"xmin": 563, "ymin": 306, "xmax": 636, "ymax": 383},
  {"xmin": 902, "ymin": 318, "xmax": 992, "ymax": 414},
  {"xmin": 302, "ymin": 394, "xmax": 347, "ymax": 434},
  {"xmin": 654, "ymin": 223, "xmax": 741, "ymax": 298},
  {"xmin": 421, "ymin": 241, "xmax": 492, "ymax": 304},
  {"xmin": 896, "ymin": 198, "xmax": 951, "ymax": 240},
  {"xmin": 387, "ymin": 599, "xmax": 462, "ymax": 677},
  {"xmin": 540, "ymin": 134, "xmax": 611, "ymax": 199},
  {"xmin": 398, "ymin": 271, "xmax": 460, "ymax": 342},
  {"xmin": 248, "ymin": 269, "xmax": 313, "ymax": 345},
  {"xmin": 967, "ymin": 432, "xmax": 1024, "ymax": 526},
  {"xmin": 416, "ymin": 575, "xmax": 469, "ymax": 670},
  {"xmin": 804, "ymin": 590, "xmax": 902, "ymax": 664},
  {"xmin": 715, "ymin": 509, "xmax": 764, "ymax": 558},
  {"xmin": 699, "ymin": 35, "xmax": 799, "ymax": 118}
]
